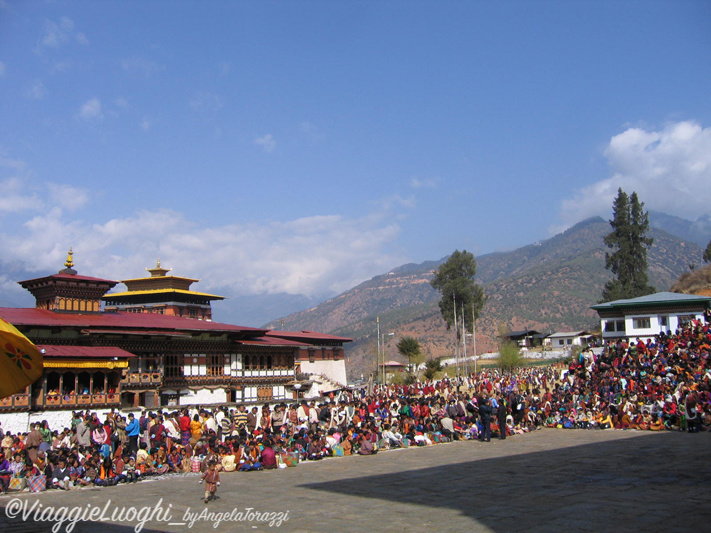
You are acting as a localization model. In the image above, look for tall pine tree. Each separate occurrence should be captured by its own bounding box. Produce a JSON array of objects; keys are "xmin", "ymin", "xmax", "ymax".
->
[
  {"xmin": 601, "ymin": 188, "xmax": 655, "ymax": 302},
  {"xmin": 703, "ymin": 239, "xmax": 711, "ymax": 263}
]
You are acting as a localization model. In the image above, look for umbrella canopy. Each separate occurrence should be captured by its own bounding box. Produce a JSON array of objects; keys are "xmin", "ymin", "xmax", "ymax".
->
[{"xmin": 0, "ymin": 317, "xmax": 43, "ymax": 398}]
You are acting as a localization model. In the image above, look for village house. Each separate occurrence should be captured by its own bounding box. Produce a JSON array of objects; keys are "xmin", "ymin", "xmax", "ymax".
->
[{"xmin": 591, "ymin": 291, "xmax": 711, "ymax": 342}]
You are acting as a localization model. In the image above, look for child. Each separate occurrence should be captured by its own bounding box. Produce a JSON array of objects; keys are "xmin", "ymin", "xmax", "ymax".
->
[
  {"xmin": 51, "ymin": 457, "xmax": 71, "ymax": 490},
  {"xmin": 9, "ymin": 453, "xmax": 25, "ymax": 478},
  {"xmin": 124, "ymin": 456, "xmax": 139, "ymax": 483},
  {"xmin": 69, "ymin": 457, "xmax": 91, "ymax": 487},
  {"xmin": 199, "ymin": 460, "xmax": 220, "ymax": 503}
]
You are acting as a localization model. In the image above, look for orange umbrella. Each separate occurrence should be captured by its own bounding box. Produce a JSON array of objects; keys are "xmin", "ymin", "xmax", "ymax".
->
[{"xmin": 0, "ymin": 317, "xmax": 43, "ymax": 398}]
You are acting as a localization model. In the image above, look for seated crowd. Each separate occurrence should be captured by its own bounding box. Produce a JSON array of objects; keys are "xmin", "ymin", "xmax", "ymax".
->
[{"xmin": 1, "ymin": 318, "xmax": 709, "ymax": 494}]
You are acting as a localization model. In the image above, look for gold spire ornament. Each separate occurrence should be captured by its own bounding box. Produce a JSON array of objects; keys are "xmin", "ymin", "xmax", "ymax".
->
[
  {"xmin": 59, "ymin": 247, "xmax": 77, "ymax": 275},
  {"xmin": 65, "ymin": 248, "xmax": 74, "ymax": 269},
  {"xmin": 147, "ymin": 259, "xmax": 171, "ymax": 277}
]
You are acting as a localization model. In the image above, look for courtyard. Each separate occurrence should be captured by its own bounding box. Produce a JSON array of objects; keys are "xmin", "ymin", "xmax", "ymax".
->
[{"xmin": 1, "ymin": 428, "xmax": 709, "ymax": 533}]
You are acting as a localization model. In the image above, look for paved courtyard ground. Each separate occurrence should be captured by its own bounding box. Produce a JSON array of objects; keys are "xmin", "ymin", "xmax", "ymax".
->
[{"xmin": 1, "ymin": 428, "xmax": 710, "ymax": 533}]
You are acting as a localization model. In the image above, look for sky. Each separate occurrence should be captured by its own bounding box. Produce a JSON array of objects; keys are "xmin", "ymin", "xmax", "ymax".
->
[{"xmin": 1, "ymin": 1, "xmax": 710, "ymax": 323}]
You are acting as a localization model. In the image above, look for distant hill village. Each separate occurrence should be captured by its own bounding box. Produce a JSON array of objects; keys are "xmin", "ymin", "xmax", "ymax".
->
[{"xmin": 0, "ymin": 251, "xmax": 350, "ymax": 416}]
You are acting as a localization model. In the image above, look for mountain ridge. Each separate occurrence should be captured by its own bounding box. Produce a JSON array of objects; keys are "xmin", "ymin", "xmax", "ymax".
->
[{"xmin": 265, "ymin": 216, "xmax": 705, "ymax": 379}]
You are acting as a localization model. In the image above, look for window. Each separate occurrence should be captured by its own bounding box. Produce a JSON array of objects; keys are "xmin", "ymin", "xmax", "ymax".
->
[
  {"xmin": 207, "ymin": 354, "xmax": 223, "ymax": 376},
  {"xmin": 605, "ymin": 321, "xmax": 616, "ymax": 332},
  {"xmin": 164, "ymin": 354, "xmax": 183, "ymax": 379},
  {"xmin": 659, "ymin": 315, "xmax": 668, "ymax": 328},
  {"xmin": 633, "ymin": 317, "xmax": 650, "ymax": 329}
]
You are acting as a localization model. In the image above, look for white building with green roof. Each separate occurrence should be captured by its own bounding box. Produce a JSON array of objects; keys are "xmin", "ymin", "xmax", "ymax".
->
[{"xmin": 591, "ymin": 292, "xmax": 711, "ymax": 342}]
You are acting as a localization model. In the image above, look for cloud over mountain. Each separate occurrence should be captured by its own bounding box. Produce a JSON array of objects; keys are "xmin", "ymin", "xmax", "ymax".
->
[{"xmin": 559, "ymin": 120, "xmax": 711, "ymax": 230}]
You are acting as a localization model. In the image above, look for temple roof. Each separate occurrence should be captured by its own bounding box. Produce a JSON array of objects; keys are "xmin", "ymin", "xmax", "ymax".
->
[
  {"xmin": 19, "ymin": 272, "xmax": 119, "ymax": 287},
  {"xmin": 18, "ymin": 248, "xmax": 118, "ymax": 288},
  {"xmin": 38, "ymin": 345, "xmax": 137, "ymax": 359},
  {"xmin": 0, "ymin": 307, "xmax": 266, "ymax": 336},
  {"xmin": 266, "ymin": 330, "xmax": 353, "ymax": 344},
  {"xmin": 103, "ymin": 288, "xmax": 225, "ymax": 301}
]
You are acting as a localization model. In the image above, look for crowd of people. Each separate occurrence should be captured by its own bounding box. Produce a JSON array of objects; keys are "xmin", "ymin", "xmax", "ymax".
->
[{"xmin": 1, "ymin": 317, "xmax": 709, "ymax": 496}]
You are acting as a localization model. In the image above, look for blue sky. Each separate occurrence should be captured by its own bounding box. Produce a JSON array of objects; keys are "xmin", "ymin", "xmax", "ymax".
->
[{"xmin": 1, "ymin": 1, "xmax": 710, "ymax": 318}]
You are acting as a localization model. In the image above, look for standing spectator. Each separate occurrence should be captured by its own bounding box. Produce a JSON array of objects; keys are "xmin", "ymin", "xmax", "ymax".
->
[
  {"xmin": 203, "ymin": 412, "xmax": 217, "ymax": 437},
  {"xmin": 125, "ymin": 413, "xmax": 140, "ymax": 456},
  {"xmin": 39, "ymin": 421, "xmax": 53, "ymax": 452},
  {"xmin": 164, "ymin": 413, "xmax": 181, "ymax": 453},
  {"xmin": 149, "ymin": 416, "xmax": 165, "ymax": 449},
  {"xmin": 76, "ymin": 416, "xmax": 92, "ymax": 450},
  {"xmin": 498, "ymin": 395, "xmax": 508, "ymax": 440},
  {"xmin": 479, "ymin": 397, "xmax": 493, "ymax": 442},
  {"xmin": 180, "ymin": 409, "xmax": 192, "ymax": 445},
  {"xmin": 271, "ymin": 405, "xmax": 285, "ymax": 434},
  {"xmin": 25, "ymin": 423, "xmax": 43, "ymax": 464},
  {"xmin": 233, "ymin": 405, "xmax": 249, "ymax": 436},
  {"xmin": 246, "ymin": 407, "xmax": 259, "ymax": 434}
]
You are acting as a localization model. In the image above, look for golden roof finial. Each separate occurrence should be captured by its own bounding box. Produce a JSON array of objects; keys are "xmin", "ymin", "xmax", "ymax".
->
[
  {"xmin": 59, "ymin": 247, "xmax": 77, "ymax": 275},
  {"xmin": 146, "ymin": 258, "xmax": 171, "ymax": 277},
  {"xmin": 65, "ymin": 248, "xmax": 74, "ymax": 269}
]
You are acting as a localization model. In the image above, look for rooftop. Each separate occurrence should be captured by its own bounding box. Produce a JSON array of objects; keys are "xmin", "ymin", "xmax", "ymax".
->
[
  {"xmin": 591, "ymin": 292, "xmax": 711, "ymax": 311},
  {"xmin": 0, "ymin": 307, "xmax": 266, "ymax": 336}
]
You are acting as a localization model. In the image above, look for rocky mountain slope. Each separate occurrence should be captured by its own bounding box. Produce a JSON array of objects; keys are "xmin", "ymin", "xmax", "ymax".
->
[{"xmin": 265, "ymin": 217, "xmax": 704, "ymax": 379}]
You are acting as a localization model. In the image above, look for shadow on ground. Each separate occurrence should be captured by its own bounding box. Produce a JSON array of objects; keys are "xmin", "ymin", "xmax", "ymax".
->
[{"xmin": 299, "ymin": 432, "xmax": 711, "ymax": 532}]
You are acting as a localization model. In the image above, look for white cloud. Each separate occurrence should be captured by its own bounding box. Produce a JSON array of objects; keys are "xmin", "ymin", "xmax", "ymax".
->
[
  {"xmin": 26, "ymin": 80, "xmax": 47, "ymax": 100},
  {"xmin": 219, "ymin": 62, "xmax": 231, "ymax": 76},
  {"xmin": 121, "ymin": 57, "xmax": 164, "ymax": 77},
  {"xmin": 300, "ymin": 121, "xmax": 324, "ymax": 142},
  {"xmin": 189, "ymin": 92, "xmax": 223, "ymax": 113},
  {"xmin": 378, "ymin": 194, "xmax": 416, "ymax": 211},
  {"xmin": 140, "ymin": 117, "xmax": 152, "ymax": 130},
  {"xmin": 0, "ymin": 202, "xmax": 405, "ymax": 300},
  {"xmin": 0, "ymin": 178, "xmax": 41, "ymax": 213},
  {"xmin": 51, "ymin": 60, "xmax": 71, "ymax": 73},
  {"xmin": 0, "ymin": 155, "xmax": 39, "ymax": 213},
  {"xmin": 410, "ymin": 177, "xmax": 437, "ymax": 189},
  {"xmin": 558, "ymin": 120, "xmax": 711, "ymax": 230},
  {"xmin": 60, "ymin": 17, "xmax": 74, "ymax": 31},
  {"xmin": 48, "ymin": 183, "xmax": 89, "ymax": 211},
  {"xmin": 255, "ymin": 134, "xmax": 276, "ymax": 153},
  {"xmin": 0, "ymin": 149, "xmax": 26, "ymax": 172},
  {"xmin": 40, "ymin": 17, "xmax": 81, "ymax": 49},
  {"xmin": 41, "ymin": 20, "xmax": 66, "ymax": 47},
  {"xmin": 78, "ymin": 97, "xmax": 103, "ymax": 121}
]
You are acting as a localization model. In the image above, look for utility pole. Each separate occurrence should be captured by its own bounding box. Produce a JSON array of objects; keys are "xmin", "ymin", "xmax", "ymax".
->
[
  {"xmin": 376, "ymin": 316, "xmax": 381, "ymax": 387},
  {"xmin": 453, "ymin": 293, "xmax": 458, "ymax": 378},
  {"xmin": 462, "ymin": 302, "xmax": 467, "ymax": 376},
  {"xmin": 473, "ymin": 312, "xmax": 478, "ymax": 375}
]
